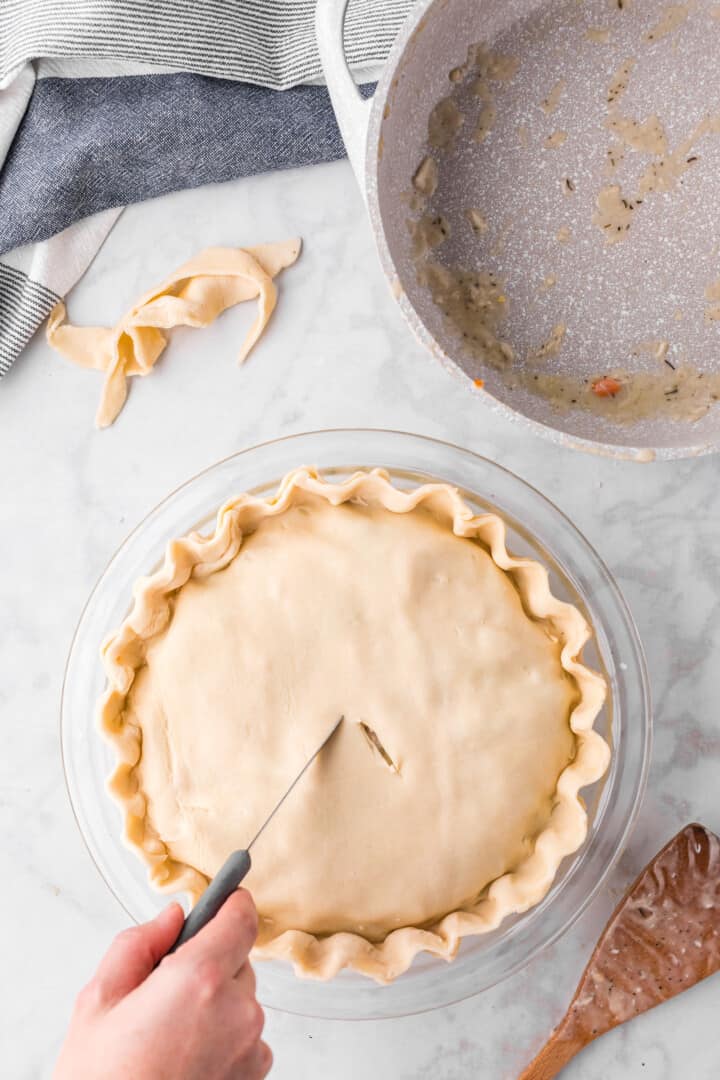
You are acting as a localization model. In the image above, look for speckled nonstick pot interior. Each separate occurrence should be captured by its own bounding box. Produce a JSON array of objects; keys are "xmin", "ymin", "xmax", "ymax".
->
[{"xmin": 317, "ymin": 0, "xmax": 720, "ymax": 460}]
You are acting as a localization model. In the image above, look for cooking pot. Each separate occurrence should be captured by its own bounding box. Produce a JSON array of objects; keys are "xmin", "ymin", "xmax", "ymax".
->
[{"xmin": 316, "ymin": 0, "xmax": 720, "ymax": 460}]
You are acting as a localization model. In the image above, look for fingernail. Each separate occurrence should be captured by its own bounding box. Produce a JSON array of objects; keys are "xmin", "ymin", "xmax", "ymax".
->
[{"xmin": 157, "ymin": 902, "xmax": 182, "ymax": 925}]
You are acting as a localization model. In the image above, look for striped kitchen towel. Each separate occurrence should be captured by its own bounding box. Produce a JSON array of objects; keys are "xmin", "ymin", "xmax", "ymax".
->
[{"xmin": 0, "ymin": 0, "xmax": 414, "ymax": 378}]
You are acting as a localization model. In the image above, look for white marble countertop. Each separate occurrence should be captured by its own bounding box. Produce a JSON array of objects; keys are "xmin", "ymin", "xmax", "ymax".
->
[{"xmin": 2, "ymin": 159, "xmax": 719, "ymax": 1079}]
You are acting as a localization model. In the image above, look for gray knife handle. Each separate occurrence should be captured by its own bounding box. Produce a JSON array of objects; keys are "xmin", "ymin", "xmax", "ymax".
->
[{"xmin": 168, "ymin": 849, "xmax": 252, "ymax": 953}]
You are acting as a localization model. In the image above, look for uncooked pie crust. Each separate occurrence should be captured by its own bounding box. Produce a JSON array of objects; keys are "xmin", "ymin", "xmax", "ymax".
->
[{"xmin": 99, "ymin": 468, "xmax": 610, "ymax": 983}]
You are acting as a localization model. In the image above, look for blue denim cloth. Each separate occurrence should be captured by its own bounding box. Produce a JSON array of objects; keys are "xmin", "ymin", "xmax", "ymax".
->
[{"xmin": 0, "ymin": 73, "xmax": 374, "ymax": 256}]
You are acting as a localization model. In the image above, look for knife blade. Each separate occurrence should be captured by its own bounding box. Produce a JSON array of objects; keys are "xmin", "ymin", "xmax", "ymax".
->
[{"xmin": 167, "ymin": 715, "xmax": 343, "ymax": 953}]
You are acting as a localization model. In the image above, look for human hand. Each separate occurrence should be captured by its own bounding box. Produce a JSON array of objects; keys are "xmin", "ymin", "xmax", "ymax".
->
[{"xmin": 55, "ymin": 889, "xmax": 271, "ymax": 1080}]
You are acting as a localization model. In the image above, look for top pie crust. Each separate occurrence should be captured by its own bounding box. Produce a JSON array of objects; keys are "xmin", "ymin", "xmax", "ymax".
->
[{"xmin": 99, "ymin": 468, "xmax": 610, "ymax": 983}]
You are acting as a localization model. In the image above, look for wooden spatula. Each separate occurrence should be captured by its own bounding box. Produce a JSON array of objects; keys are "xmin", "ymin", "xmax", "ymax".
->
[{"xmin": 520, "ymin": 823, "xmax": 720, "ymax": 1079}]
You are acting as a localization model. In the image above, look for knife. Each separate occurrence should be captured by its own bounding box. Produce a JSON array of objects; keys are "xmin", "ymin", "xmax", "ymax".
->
[{"xmin": 168, "ymin": 715, "xmax": 343, "ymax": 952}]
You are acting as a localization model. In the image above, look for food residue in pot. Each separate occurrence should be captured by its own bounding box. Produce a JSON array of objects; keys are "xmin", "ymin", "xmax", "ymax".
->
[
  {"xmin": 405, "ymin": 8, "xmax": 720, "ymax": 428},
  {"xmin": 586, "ymin": 27, "xmax": 612, "ymax": 43},
  {"xmin": 466, "ymin": 207, "xmax": 489, "ymax": 234},
  {"xmin": 592, "ymin": 186, "xmax": 637, "ymax": 242},
  {"xmin": 540, "ymin": 79, "xmax": 566, "ymax": 114},
  {"xmin": 474, "ymin": 104, "xmax": 497, "ymax": 143},
  {"xmin": 705, "ymin": 279, "xmax": 720, "ymax": 321},
  {"xmin": 604, "ymin": 142, "xmax": 626, "ymax": 175},
  {"xmin": 644, "ymin": 3, "xmax": 693, "ymax": 43},
  {"xmin": 633, "ymin": 339, "xmax": 673, "ymax": 367},
  {"xmin": 544, "ymin": 130, "xmax": 568, "ymax": 149},
  {"xmin": 514, "ymin": 366, "xmax": 720, "ymax": 423},
  {"xmin": 529, "ymin": 323, "xmax": 567, "ymax": 364},
  {"xmin": 605, "ymin": 113, "xmax": 668, "ymax": 154},
  {"xmin": 592, "ymin": 376, "xmax": 623, "ymax": 397},
  {"xmin": 595, "ymin": 49, "xmax": 720, "ymax": 244},
  {"xmin": 428, "ymin": 98, "xmax": 464, "ymax": 150},
  {"xmin": 412, "ymin": 156, "xmax": 439, "ymax": 198},
  {"xmin": 607, "ymin": 56, "xmax": 636, "ymax": 106},
  {"xmin": 408, "ymin": 214, "xmax": 451, "ymax": 259},
  {"xmin": 415, "ymin": 252, "xmax": 514, "ymax": 371}
]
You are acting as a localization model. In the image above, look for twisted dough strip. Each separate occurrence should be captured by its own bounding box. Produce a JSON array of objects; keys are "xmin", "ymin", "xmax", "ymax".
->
[
  {"xmin": 47, "ymin": 239, "xmax": 301, "ymax": 428},
  {"xmin": 100, "ymin": 468, "xmax": 610, "ymax": 983}
]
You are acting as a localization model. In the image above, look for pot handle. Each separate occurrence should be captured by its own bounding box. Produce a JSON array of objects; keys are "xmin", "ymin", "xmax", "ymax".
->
[{"xmin": 315, "ymin": 0, "xmax": 374, "ymax": 191}]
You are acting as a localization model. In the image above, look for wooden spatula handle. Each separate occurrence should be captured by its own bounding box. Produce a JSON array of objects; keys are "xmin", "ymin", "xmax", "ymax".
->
[
  {"xmin": 519, "ymin": 824, "xmax": 720, "ymax": 1079},
  {"xmin": 518, "ymin": 1022, "xmax": 587, "ymax": 1080}
]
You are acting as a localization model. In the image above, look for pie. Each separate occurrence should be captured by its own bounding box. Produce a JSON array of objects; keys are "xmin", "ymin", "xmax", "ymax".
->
[{"xmin": 100, "ymin": 468, "xmax": 610, "ymax": 983}]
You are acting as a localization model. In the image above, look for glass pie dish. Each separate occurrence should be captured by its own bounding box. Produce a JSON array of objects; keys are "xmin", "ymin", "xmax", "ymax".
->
[{"xmin": 61, "ymin": 429, "xmax": 651, "ymax": 1019}]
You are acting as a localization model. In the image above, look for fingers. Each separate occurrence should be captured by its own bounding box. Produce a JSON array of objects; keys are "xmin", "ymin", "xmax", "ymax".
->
[
  {"xmin": 249, "ymin": 1040, "xmax": 274, "ymax": 1079},
  {"xmin": 207, "ymin": 975, "xmax": 265, "ymax": 1077},
  {"xmin": 234, "ymin": 959, "xmax": 257, "ymax": 997},
  {"xmin": 175, "ymin": 888, "xmax": 258, "ymax": 977},
  {"xmin": 257, "ymin": 1042, "xmax": 273, "ymax": 1079},
  {"xmin": 87, "ymin": 903, "xmax": 185, "ymax": 1010},
  {"xmin": 231, "ymin": 1040, "xmax": 273, "ymax": 1080}
]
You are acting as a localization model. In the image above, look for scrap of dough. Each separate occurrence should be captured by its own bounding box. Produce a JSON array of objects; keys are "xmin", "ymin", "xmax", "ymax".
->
[{"xmin": 46, "ymin": 240, "xmax": 302, "ymax": 429}]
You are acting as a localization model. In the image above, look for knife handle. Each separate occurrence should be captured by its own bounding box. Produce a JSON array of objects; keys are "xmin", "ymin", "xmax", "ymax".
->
[{"xmin": 168, "ymin": 849, "xmax": 252, "ymax": 953}]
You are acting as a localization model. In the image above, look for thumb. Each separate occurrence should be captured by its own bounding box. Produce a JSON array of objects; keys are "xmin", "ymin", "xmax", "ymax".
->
[{"xmin": 91, "ymin": 903, "xmax": 184, "ymax": 1008}]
